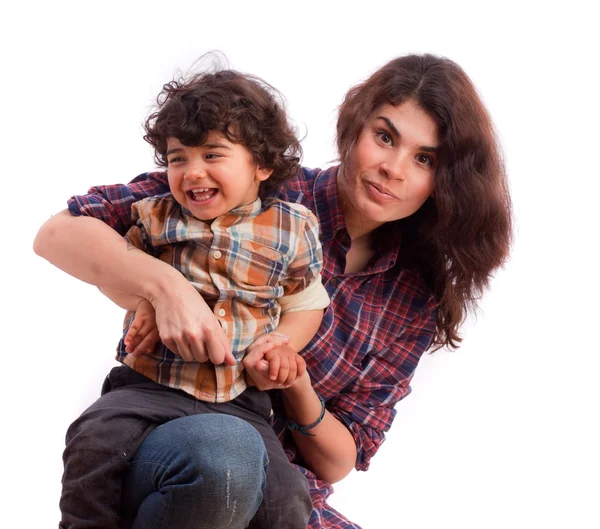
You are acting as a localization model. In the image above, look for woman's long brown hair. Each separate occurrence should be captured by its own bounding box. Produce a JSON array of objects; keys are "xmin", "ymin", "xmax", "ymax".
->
[{"xmin": 337, "ymin": 54, "xmax": 513, "ymax": 350}]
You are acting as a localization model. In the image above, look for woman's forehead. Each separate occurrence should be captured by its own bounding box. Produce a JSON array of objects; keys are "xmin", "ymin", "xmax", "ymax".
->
[{"xmin": 370, "ymin": 101, "xmax": 439, "ymax": 147}]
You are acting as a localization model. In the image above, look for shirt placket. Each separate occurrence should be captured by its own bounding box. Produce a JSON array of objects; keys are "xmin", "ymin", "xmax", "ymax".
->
[{"xmin": 208, "ymin": 219, "xmax": 235, "ymax": 402}]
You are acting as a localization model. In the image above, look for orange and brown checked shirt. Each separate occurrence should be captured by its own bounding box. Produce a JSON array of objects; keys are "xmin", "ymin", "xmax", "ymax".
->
[{"xmin": 117, "ymin": 193, "xmax": 329, "ymax": 403}]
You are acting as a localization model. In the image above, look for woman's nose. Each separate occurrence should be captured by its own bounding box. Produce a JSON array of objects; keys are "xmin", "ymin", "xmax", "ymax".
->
[{"xmin": 381, "ymin": 154, "xmax": 407, "ymax": 181}]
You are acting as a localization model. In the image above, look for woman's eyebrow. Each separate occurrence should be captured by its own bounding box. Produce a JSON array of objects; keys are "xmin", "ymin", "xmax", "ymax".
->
[
  {"xmin": 377, "ymin": 116, "xmax": 438, "ymax": 152},
  {"xmin": 420, "ymin": 145, "xmax": 438, "ymax": 153},
  {"xmin": 377, "ymin": 116, "xmax": 400, "ymax": 137}
]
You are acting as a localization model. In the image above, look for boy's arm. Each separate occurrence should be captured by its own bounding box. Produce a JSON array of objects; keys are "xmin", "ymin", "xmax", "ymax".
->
[
  {"xmin": 275, "ymin": 309, "xmax": 323, "ymax": 353},
  {"xmin": 276, "ymin": 208, "xmax": 328, "ymax": 353}
]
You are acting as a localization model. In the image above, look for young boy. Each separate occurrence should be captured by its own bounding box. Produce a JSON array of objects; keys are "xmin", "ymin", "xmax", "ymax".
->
[{"xmin": 60, "ymin": 69, "xmax": 329, "ymax": 529}]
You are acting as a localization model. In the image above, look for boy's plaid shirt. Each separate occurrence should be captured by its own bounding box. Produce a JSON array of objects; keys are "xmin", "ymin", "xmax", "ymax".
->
[
  {"xmin": 119, "ymin": 193, "xmax": 325, "ymax": 403},
  {"xmin": 68, "ymin": 166, "xmax": 437, "ymax": 529}
]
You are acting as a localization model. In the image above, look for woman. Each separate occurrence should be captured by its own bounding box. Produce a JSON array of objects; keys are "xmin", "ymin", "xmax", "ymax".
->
[{"xmin": 35, "ymin": 54, "xmax": 512, "ymax": 528}]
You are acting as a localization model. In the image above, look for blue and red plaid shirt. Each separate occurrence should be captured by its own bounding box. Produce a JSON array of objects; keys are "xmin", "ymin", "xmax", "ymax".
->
[{"xmin": 68, "ymin": 166, "xmax": 437, "ymax": 529}]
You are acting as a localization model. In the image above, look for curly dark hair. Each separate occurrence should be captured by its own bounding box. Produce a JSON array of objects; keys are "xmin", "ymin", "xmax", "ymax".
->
[
  {"xmin": 337, "ymin": 54, "xmax": 513, "ymax": 350},
  {"xmin": 144, "ymin": 68, "xmax": 301, "ymax": 197}
]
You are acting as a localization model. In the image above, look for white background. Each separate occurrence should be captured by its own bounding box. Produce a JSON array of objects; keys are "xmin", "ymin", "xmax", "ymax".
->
[{"xmin": 2, "ymin": 1, "xmax": 599, "ymax": 528}]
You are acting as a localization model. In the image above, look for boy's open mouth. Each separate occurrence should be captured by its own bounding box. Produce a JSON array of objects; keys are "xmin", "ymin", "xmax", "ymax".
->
[{"xmin": 187, "ymin": 188, "xmax": 218, "ymax": 202}]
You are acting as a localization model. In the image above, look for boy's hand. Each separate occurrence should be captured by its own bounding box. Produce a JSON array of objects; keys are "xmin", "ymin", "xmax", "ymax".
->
[
  {"xmin": 264, "ymin": 345, "xmax": 306, "ymax": 386},
  {"xmin": 244, "ymin": 337, "xmax": 306, "ymax": 390},
  {"xmin": 245, "ymin": 333, "xmax": 290, "ymax": 373},
  {"xmin": 124, "ymin": 299, "xmax": 160, "ymax": 356}
]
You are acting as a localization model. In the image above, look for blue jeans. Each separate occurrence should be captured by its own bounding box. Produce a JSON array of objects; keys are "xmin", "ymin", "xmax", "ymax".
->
[
  {"xmin": 122, "ymin": 414, "xmax": 268, "ymax": 529},
  {"xmin": 59, "ymin": 366, "xmax": 312, "ymax": 529}
]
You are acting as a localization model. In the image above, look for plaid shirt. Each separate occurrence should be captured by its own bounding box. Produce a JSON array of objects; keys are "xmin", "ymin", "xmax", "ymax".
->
[
  {"xmin": 120, "ymin": 193, "xmax": 325, "ymax": 403},
  {"xmin": 68, "ymin": 166, "xmax": 437, "ymax": 529}
]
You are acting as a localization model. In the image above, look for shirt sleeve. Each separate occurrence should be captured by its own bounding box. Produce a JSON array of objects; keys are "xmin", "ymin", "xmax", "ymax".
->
[
  {"xmin": 278, "ymin": 274, "xmax": 330, "ymax": 313},
  {"xmin": 67, "ymin": 171, "xmax": 170, "ymax": 236},
  {"xmin": 123, "ymin": 201, "xmax": 157, "ymax": 257},
  {"xmin": 326, "ymin": 303, "xmax": 437, "ymax": 471},
  {"xmin": 280, "ymin": 209, "xmax": 326, "ymax": 298}
]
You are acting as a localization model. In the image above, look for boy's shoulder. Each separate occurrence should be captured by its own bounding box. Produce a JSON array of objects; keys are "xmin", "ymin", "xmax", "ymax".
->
[
  {"xmin": 262, "ymin": 198, "xmax": 315, "ymax": 222},
  {"xmin": 131, "ymin": 192, "xmax": 180, "ymax": 222}
]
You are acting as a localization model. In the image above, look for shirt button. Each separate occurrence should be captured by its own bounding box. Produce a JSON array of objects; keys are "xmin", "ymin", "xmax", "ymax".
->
[
  {"xmin": 218, "ymin": 308, "xmax": 227, "ymax": 317},
  {"xmin": 213, "ymin": 250, "xmax": 222, "ymax": 260},
  {"xmin": 330, "ymin": 278, "xmax": 338, "ymax": 286}
]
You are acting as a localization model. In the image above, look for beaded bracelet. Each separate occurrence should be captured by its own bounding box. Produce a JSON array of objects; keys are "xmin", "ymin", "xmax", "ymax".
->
[{"xmin": 285, "ymin": 395, "xmax": 326, "ymax": 436}]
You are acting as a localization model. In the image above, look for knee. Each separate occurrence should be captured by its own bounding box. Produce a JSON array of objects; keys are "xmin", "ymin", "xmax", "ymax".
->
[
  {"xmin": 137, "ymin": 414, "xmax": 268, "ymax": 491},
  {"xmin": 64, "ymin": 410, "xmax": 110, "ymax": 452},
  {"xmin": 124, "ymin": 415, "xmax": 269, "ymax": 528}
]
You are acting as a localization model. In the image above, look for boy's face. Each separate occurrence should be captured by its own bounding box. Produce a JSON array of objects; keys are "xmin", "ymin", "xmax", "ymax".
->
[{"xmin": 166, "ymin": 132, "xmax": 272, "ymax": 221}]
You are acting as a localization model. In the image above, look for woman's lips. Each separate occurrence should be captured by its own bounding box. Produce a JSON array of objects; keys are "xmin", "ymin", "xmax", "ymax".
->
[{"xmin": 365, "ymin": 181, "xmax": 398, "ymax": 200}]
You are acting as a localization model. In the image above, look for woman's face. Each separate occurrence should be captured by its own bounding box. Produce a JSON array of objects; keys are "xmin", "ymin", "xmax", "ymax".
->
[{"xmin": 338, "ymin": 99, "xmax": 439, "ymax": 237}]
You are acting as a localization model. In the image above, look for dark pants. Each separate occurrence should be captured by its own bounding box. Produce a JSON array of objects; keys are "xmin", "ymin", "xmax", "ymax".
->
[{"xmin": 59, "ymin": 365, "xmax": 312, "ymax": 529}]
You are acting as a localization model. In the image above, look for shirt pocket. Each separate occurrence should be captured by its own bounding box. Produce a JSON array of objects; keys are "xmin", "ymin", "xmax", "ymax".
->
[{"xmin": 237, "ymin": 239, "xmax": 287, "ymax": 288}]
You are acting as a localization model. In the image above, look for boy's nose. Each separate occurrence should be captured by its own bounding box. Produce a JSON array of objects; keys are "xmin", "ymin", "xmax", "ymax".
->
[{"xmin": 184, "ymin": 164, "xmax": 207, "ymax": 180}]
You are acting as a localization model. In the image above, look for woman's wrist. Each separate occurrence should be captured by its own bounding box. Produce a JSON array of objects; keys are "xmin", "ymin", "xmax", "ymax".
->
[
  {"xmin": 282, "ymin": 370, "xmax": 313, "ymax": 398},
  {"xmin": 281, "ymin": 371, "xmax": 324, "ymax": 426},
  {"xmin": 286, "ymin": 395, "xmax": 326, "ymax": 436},
  {"xmin": 143, "ymin": 263, "xmax": 190, "ymax": 303}
]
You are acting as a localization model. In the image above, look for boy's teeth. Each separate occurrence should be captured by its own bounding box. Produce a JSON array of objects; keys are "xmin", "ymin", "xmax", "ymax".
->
[{"xmin": 189, "ymin": 188, "xmax": 217, "ymax": 201}]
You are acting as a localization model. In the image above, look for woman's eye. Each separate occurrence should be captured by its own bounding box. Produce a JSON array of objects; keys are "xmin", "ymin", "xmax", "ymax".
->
[
  {"xmin": 416, "ymin": 154, "xmax": 434, "ymax": 167},
  {"xmin": 376, "ymin": 130, "xmax": 393, "ymax": 145},
  {"xmin": 167, "ymin": 156, "xmax": 184, "ymax": 164},
  {"xmin": 205, "ymin": 153, "xmax": 220, "ymax": 160}
]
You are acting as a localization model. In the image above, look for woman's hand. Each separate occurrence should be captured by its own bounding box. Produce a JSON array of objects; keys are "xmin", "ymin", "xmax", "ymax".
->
[{"xmin": 147, "ymin": 278, "xmax": 235, "ymax": 366}]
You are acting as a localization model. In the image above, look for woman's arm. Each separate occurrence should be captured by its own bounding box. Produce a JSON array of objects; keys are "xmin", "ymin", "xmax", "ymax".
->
[
  {"xmin": 282, "ymin": 373, "xmax": 357, "ymax": 483},
  {"xmin": 34, "ymin": 210, "xmax": 175, "ymax": 293},
  {"xmin": 98, "ymin": 287, "xmax": 144, "ymax": 311},
  {"xmin": 34, "ymin": 210, "xmax": 234, "ymax": 365},
  {"xmin": 243, "ymin": 352, "xmax": 357, "ymax": 483},
  {"xmin": 275, "ymin": 302, "xmax": 437, "ymax": 483}
]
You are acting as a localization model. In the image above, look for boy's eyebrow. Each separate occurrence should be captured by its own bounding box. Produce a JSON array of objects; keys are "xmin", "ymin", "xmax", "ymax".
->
[
  {"xmin": 165, "ymin": 143, "xmax": 231, "ymax": 156},
  {"xmin": 166, "ymin": 147, "xmax": 184, "ymax": 156},
  {"xmin": 203, "ymin": 142, "xmax": 231, "ymax": 150},
  {"xmin": 376, "ymin": 116, "xmax": 439, "ymax": 152}
]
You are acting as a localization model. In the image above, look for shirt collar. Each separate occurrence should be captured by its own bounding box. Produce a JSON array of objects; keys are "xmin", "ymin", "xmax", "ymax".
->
[
  {"xmin": 312, "ymin": 166, "xmax": 348, "ymax": 244},
  {"xmin": 225, "ymin": 197, "xmax": 263, "ymax": 217},
  {"xmin": 181, "ymin": 197, "xmax": 263, "ymax": 223}
]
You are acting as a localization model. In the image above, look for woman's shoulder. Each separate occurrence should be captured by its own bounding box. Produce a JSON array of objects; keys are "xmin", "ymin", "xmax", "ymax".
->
[
  {"xmin": 282, "ymin": 166, "xmax": 331, "ymax": 196},
  {"xmin": 279, "ymin": 165, "xmax": 338, "ymax": 211}
]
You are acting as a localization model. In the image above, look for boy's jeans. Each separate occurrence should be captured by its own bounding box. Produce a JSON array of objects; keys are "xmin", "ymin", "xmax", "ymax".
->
[{"xmin": 59, "ymin": 365, "xmax": 312, "ymax": 529}]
